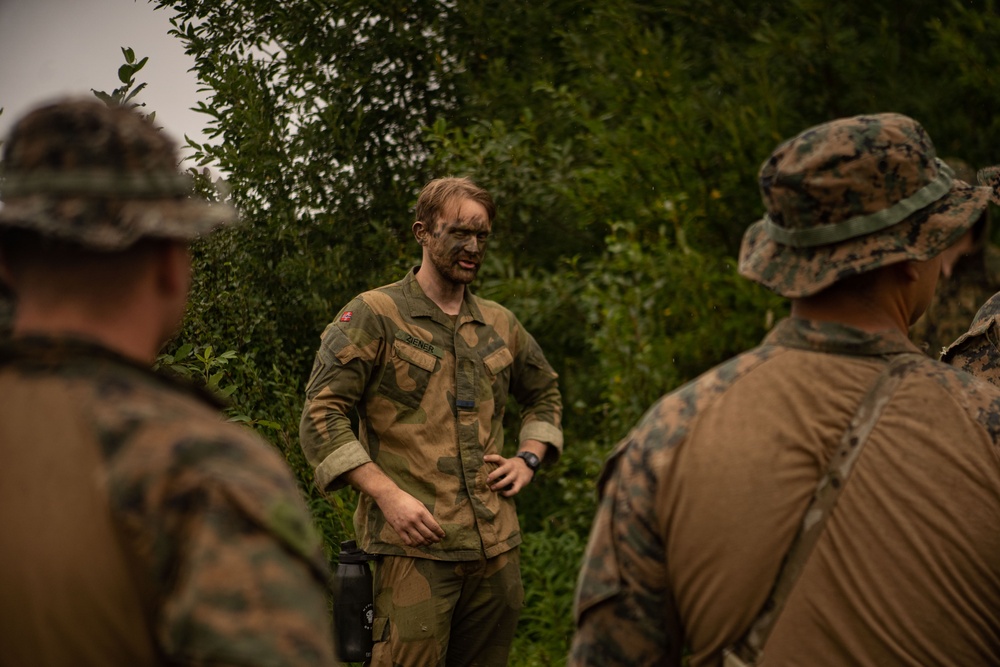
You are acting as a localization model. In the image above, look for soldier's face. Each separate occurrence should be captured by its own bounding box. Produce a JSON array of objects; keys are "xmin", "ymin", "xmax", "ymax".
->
[{"xmin": 422, "ymin": 198, "xmax": 492, "ymax": 285}]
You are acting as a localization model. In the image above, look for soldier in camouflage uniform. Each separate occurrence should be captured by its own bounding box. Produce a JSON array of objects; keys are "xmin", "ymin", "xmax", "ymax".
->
[
  {"xmin": 909, "ymin": 158, "xmax": 1000, "ymax": 357},
  {"xmin": 570, "ymin": 113, "xmax": 1000, "ymax": 666},
  {"xmin": 942, "ymin": 289, "xmax": 1000, "ymax": 381},
  {"xmin": 0, "ymin": 99, "xmax": 337, "ymax": 666},
  {"xmin": 300, "ymin": 177, "xmax": 563, "ymax": 666}
]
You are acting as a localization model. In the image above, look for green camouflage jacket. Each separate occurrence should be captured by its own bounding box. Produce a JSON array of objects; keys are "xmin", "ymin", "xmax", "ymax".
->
[
  {"xmin": 570, "ymin": 318, "xmax": 1000, "ymax": 667},
  {"xmin": 300, "ymin": 268, "xmax": 563, "ymax": 561},
  {"xmin": 0, "ymin": 336, "xmax": 337, "ymax": 667}
]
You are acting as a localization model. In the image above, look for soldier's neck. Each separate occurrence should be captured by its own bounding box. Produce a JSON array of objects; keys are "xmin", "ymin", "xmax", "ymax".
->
[
  {"xmin": 790, "ymin": 282, "xmax": 914, "ymax": 337},
  {"xmin": 415, "ymin": 266, "xmax": 466, "ymax": 316},
  {"xmin": 790, "ymin": 299, "xmax": 909, "ymax": 336},
  {"xmin": 13, "ymin": 301, "xmax": 164, "ymax": 365}
]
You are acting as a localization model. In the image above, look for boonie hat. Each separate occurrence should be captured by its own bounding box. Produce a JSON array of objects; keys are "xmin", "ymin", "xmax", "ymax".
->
[
  {"xmin": 0, "ymin": 97, "xmax": 234, "ymax": 250},
  {"xmin": 739, "ymin": 113, "xmax": 1000, "ymax": 298}
]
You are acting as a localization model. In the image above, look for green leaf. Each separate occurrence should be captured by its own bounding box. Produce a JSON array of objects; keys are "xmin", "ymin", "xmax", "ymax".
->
[
  {"xmin": 90, "ymin": 89, "xmax": 114, "ymax": 105},
  {"xmin": 123, "ymin": 81, "xmax": 148, "ymax": 104},
  {"xmin": 118, "ymin": 64, "xmax": 135, "ymax": 84},
  {"xmin": 174, "ymin": 343, "xmax": 194, "ymax": 361}
]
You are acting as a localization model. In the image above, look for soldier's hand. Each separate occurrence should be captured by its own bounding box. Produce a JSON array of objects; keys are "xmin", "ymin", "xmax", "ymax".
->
[
  {"xmin": 379, "ymin": 488, "xmax": 446, "ymax": 547},
  {"xmin": 484, "ymin": 454, "xmax": 534, "ymax": 497}
]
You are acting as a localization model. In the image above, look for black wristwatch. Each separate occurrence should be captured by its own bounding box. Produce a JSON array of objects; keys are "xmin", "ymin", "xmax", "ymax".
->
[{"xmin": 516, "ymin": 450, "xmax": 541, "ymax": 473}]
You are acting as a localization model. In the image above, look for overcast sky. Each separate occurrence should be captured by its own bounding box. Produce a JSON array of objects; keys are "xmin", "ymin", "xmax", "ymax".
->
[{"xmin": 0, "ymin": 0, "xmax": 209, "ymax": 163}]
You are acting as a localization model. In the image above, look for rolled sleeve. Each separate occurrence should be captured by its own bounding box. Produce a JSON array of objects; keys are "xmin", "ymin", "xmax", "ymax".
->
[
  {"xmin": 519, "ymin": 421, "xmax": 563, "ymax": 454},
  {"xmin": 313, "ymin": 438, "xmax": 372, "ymax": 492}
]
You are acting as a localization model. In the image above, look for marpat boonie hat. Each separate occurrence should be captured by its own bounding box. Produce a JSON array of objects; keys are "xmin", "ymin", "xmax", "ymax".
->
[
  {"xmin": 738, "ymin": 113, "xmax": 999, "ymax": 298},
  {"xmin": 0, "ymin": 97, "xmax": 234, "ymax": 250}
]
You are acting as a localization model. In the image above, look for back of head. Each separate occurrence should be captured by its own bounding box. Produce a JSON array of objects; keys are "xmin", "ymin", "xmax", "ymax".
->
[
  {"xmin": 738, "ymin": 113, "xmax": 999, "ymax": 299},
  {"xmin": 0, "ymin": 97, "xmax": 233, "ymax": 251}
]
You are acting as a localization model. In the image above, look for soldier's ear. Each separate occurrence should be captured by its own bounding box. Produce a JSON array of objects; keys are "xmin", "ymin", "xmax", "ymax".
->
[
  {"xmin": 412, "ymin": 220, "xmax": 428, "ymax": 245},
  {"xmin": 900, "ymin": 260, "xmax": 921, "ymax": 284},
  {"xmin": 153, "ymin": 241, "xmax": 192, "ymax": 298}
]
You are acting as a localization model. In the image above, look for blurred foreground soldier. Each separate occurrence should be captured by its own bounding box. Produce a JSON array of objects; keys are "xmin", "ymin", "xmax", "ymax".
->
[
  {"xmin": 300, "ymin": 177, "xmax": 563, "ymax": 665},
  {"xmin": 909, "ymin": 158, "xmax": 1000, "ymax": 356},
  {"xmin": 570, "ymin": 113, "xmax": 1000, "ymax": 667},
  {"xmin": 0, "ymin": 99, "xmax": 337, "ymax": 666}
]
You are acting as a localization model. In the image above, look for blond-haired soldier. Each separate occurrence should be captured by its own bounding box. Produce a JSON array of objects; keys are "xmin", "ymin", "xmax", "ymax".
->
[{"xmin": 300, "ymin": 177, "xmax": 563, "ymax": 666}]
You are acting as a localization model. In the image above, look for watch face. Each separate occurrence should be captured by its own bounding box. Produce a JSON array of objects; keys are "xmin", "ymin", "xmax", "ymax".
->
[{"xmin": 518, "ymin": 451, "xmax": 540, "ymax": 471}]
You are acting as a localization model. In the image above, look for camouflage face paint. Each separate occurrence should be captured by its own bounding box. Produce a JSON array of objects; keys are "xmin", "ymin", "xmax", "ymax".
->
[{"xmin": 425, "ymin": 198, "xmax": 492, "ymax": 286}]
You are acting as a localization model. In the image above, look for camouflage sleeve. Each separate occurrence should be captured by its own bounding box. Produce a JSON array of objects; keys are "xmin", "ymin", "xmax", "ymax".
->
[
  {"xmin": 942, "ymin": 319, "xmax": 1000, "ymax": 385},
  {"xmin": 568, "ymin": 436, "xmax": 683, "ymax": 667},
  {"xmin": 299, "ymin": 298, "xmax": 383, "ymax": 491},
  {"xmin": 509, "ymin": 316, "xmax": 563, "ymax": 459},
  {"xmin": 111, "ymin": 428, "xmax": 338, "ymax": 666}
]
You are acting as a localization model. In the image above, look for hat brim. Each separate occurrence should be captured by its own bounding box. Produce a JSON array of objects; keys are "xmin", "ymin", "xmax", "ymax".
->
[
  {"xmin": 0, "ymin": 194, "xmax": 236, "ymax": 251},
  {"xmin": 738, "ymin": 180, "xmax": 994, "ymax": 298}
]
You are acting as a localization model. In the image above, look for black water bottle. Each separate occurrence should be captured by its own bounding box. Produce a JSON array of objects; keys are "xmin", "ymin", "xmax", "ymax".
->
[{"xmin": 333, "ymin": 540, "xmax": 374, "ymax": 662}]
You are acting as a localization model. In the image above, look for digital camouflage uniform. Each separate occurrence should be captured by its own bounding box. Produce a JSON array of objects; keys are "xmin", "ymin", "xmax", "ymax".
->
[
  {"xmin": 942, "ymin": 291, "xmax": 1000, "ymax": 382},
  {"xmin": 300, "ymin": 267, "xmax": 563, "ymax": 665},
  {"xmin": 0, "ymin": 336, "xmax": 336, "ymax": 666},
  {"xmin": 571, "ymin": 114, "xmax": 1000, "ymax": 666},
  {"xmin": 910, "ymin": 159, "xmax": 1000, "ymax": 357},
  {"xmin": 0, "ymin": 99, "xmax": 338, "ymax": 666}
]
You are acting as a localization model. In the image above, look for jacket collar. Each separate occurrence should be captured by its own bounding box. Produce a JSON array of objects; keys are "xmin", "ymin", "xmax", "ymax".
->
[
  {"xmin": 764, "ymin": 317, "xmax": 923, "ymax": 357},
  {"xmin": 400, "ymin": 267, "xmax": 485, "ymax": 326}
]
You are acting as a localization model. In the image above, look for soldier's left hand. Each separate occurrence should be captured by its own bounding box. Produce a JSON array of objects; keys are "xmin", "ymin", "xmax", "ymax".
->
[{"xmin": 484, "ymin": 454, "xmax": 534, "ymax": 497}]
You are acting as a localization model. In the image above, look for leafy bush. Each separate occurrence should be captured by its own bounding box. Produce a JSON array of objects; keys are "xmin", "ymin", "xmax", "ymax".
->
[{"xmin": 118, "ymin": 1, "xmax": 1000, "ymax": 662}]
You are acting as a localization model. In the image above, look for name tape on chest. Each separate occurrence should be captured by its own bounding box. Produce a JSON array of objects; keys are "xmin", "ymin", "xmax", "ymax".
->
[{"xmin": 394, "ymin": 330, "xmax": 444, "ymax": 358}]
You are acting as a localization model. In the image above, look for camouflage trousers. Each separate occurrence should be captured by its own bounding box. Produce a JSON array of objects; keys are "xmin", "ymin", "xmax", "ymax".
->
[{"xmin": 369, "ymin": 548, "xmax": 523, "ymax": 667}]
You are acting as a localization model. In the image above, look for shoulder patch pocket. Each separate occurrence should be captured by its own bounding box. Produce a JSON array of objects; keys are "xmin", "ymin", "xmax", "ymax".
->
[
  {"xmin": 483, "ymin": 346, "xmax": 514, "ymax": 376},
  {"xmin": 319, "ymin": 325, "xmax": 363, "ymax": 367}
]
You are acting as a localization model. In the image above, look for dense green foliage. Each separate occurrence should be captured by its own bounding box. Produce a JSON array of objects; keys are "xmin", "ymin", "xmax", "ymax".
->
[{"xmin": 133, "ymin": 1, "xmax": 1000, "ymax": 662}]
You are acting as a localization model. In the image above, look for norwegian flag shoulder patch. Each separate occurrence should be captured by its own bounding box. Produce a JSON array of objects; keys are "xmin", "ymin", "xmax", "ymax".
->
[{"xmin": 340, "ymin": 311, "xmax": 353, "ymax": 322}]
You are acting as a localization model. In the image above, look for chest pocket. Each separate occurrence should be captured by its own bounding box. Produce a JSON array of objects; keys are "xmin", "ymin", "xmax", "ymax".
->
[
  {"xmin": 377, "ymin": 338, "xmax": 439, "ymax": 410},
  {"xmin": 482, "ymin": 345, "xmax": 514, "ymax": 416}
]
